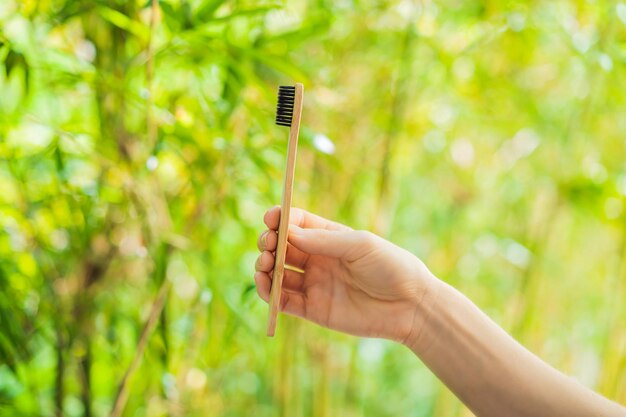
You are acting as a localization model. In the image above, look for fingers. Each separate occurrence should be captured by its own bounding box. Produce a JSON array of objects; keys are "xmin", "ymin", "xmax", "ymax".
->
[
  {"xmin": 263, "ymin": 206, "xmax": 281, "ymax": 229},
  {"xmin": 264, "ymin": 206, "xmax": 352, "ymax": 232},
  {"xmin": 254, "ymin": 269, "xmax": 304, "ymax": 293},
  {"xmin": 254, "ymin": 271, "xmax": 271, "ymax": 301},
  {"xmin": 288, "ymin": 225, "xmax": 371, "ymax": 261},
  {"xmin": 284, "ymin": 242, "xmax": 309, "ymax": 269},
  {"xmin": 257, "ymin": 230, "xmax": 309, "ymax": 268},
  {"xmin": 254, "ymin": 271, "xmax": 306, "ymax": 318},
  {"xmin": 279, "ymin": 291, "xmax": 306, "ymax": 318},
  {"xmin": 260, "ymin": 206, "xmax": 349, "ymax": 269},
  {"xmin": 255, "ymin": 246, "xmax": 308, "ymax": 277},
  {"xmin": 257, "ymin": 230, "xmax": 277, "ymax": 252},
  {"xmin": 255, "ymin": 251, "xmax": 275, "ymax": 273}
]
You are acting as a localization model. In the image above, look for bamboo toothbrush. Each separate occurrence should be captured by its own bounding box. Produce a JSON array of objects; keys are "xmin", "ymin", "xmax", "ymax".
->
[{"xmin": 267, "ymin": 83, "xmax": 304, "ymax": 337}]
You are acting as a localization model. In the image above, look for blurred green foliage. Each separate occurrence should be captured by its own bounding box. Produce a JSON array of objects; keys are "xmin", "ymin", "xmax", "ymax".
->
[{"xmin": 1, "ymin": 0, "xmax": 625, "ymax": 416}]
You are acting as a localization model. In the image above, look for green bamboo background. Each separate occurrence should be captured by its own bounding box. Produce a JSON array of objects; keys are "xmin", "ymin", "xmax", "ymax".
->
[{"xmin": 1, "ymin": 0, "xmax": 625, "ymax": 416}]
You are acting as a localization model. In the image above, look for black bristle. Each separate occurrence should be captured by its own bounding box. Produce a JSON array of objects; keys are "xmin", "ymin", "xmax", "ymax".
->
[{"xmin": 275, "ymin": 85, "xmax": 296, "ymax": 127}]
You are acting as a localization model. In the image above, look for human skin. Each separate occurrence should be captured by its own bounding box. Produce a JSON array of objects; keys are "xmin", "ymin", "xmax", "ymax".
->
[{"xmin": 254, "ymin": 206, "xmax": 626, "ymax": 417}]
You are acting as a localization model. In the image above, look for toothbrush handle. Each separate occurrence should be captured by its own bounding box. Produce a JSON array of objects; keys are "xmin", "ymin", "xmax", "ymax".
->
[{"xmin": 267, "ymin": 83, "xmax": 304, "ymax": 337}]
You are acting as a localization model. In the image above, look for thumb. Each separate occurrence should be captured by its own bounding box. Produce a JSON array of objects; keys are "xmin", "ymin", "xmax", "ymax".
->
[{"xmin": 288, "ymin": 225, "xmax": 369, "ymax": 260}]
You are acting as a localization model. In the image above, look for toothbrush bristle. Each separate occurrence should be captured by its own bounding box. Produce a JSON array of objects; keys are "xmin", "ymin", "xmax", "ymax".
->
[{"xmin": 275, "ymin": 85, "xmax": 295, "ymax": 127}]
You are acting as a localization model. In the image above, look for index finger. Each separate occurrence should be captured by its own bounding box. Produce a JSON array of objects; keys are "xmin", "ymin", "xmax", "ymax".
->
[{"xmin": 263, "ymin": 206, "xmax": 352, "ymax": 232}]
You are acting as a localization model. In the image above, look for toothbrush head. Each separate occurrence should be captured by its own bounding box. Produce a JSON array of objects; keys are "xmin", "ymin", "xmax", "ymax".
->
[{"xmin": 275, "ymin": 85, "xmax": 296, "ymax": 127}]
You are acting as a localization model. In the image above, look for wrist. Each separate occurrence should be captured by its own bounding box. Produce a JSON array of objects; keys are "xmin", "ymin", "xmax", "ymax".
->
[{"xmin": 401, "ymin": 272, "xmax": 445, "ymax": 353}]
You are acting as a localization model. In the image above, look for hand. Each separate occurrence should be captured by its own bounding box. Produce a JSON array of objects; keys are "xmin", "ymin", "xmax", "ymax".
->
[{"xmin": 254, "ymin": 206, "xmax": 437, "ymax": 343}]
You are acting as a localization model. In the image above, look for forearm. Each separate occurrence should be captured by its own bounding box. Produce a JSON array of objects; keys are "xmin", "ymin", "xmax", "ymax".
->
[{"xmin": 405, "ymin": 278, "xmax": 626, "ymax": 417}]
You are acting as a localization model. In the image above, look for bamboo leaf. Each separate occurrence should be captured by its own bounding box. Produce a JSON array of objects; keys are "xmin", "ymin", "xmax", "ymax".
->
[{"xmin": 97, "ymin": 6, "xmax": 149, "ymax": 41}]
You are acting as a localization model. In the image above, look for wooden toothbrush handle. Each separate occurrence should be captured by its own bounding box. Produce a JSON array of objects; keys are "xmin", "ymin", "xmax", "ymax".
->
[{"xmin": 267, "ymin": 83, "xmax": 304, "ymax": 337}]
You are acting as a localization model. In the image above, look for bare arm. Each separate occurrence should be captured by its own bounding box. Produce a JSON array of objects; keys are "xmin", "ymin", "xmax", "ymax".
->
[
  {"xmin": 254, "ymin": 207, "xmax": 626, "ymax": 417},
  {"xmin": 405, "ymin": 280, "xmax": 626, "ymax": 417}
]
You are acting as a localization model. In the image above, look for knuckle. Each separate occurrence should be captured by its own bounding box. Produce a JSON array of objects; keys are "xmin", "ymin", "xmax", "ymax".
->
[
  {"xmin": 257, "ymin": 233, "xmax": 265, "ymax": 250},
  {"xmin": 267, "ymin": 230, "xmax": 277, "ymax": 246},
  {"xmin": 355, "ymin": 230, "xmax": 378, "ymax": 248}
]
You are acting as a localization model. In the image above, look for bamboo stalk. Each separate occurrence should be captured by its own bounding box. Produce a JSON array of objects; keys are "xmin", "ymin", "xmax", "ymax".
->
[
  {"xmin": 372, "ymin": 16, "xmax": 417, "ymax": 236},
  {"xmin": 109, "ymin": 279, "xmax": 171, "ymax": 417},
  {"xmin": 79, "ymin": 342, "xmax": 92, "ymax": 417},
  {"xmin": 146, "ymin": 0, "xmax": 159, "ymax": 154},
  {"xmin": 55, "ymin": 325, "xmax": 65, "ymax": 417}
]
